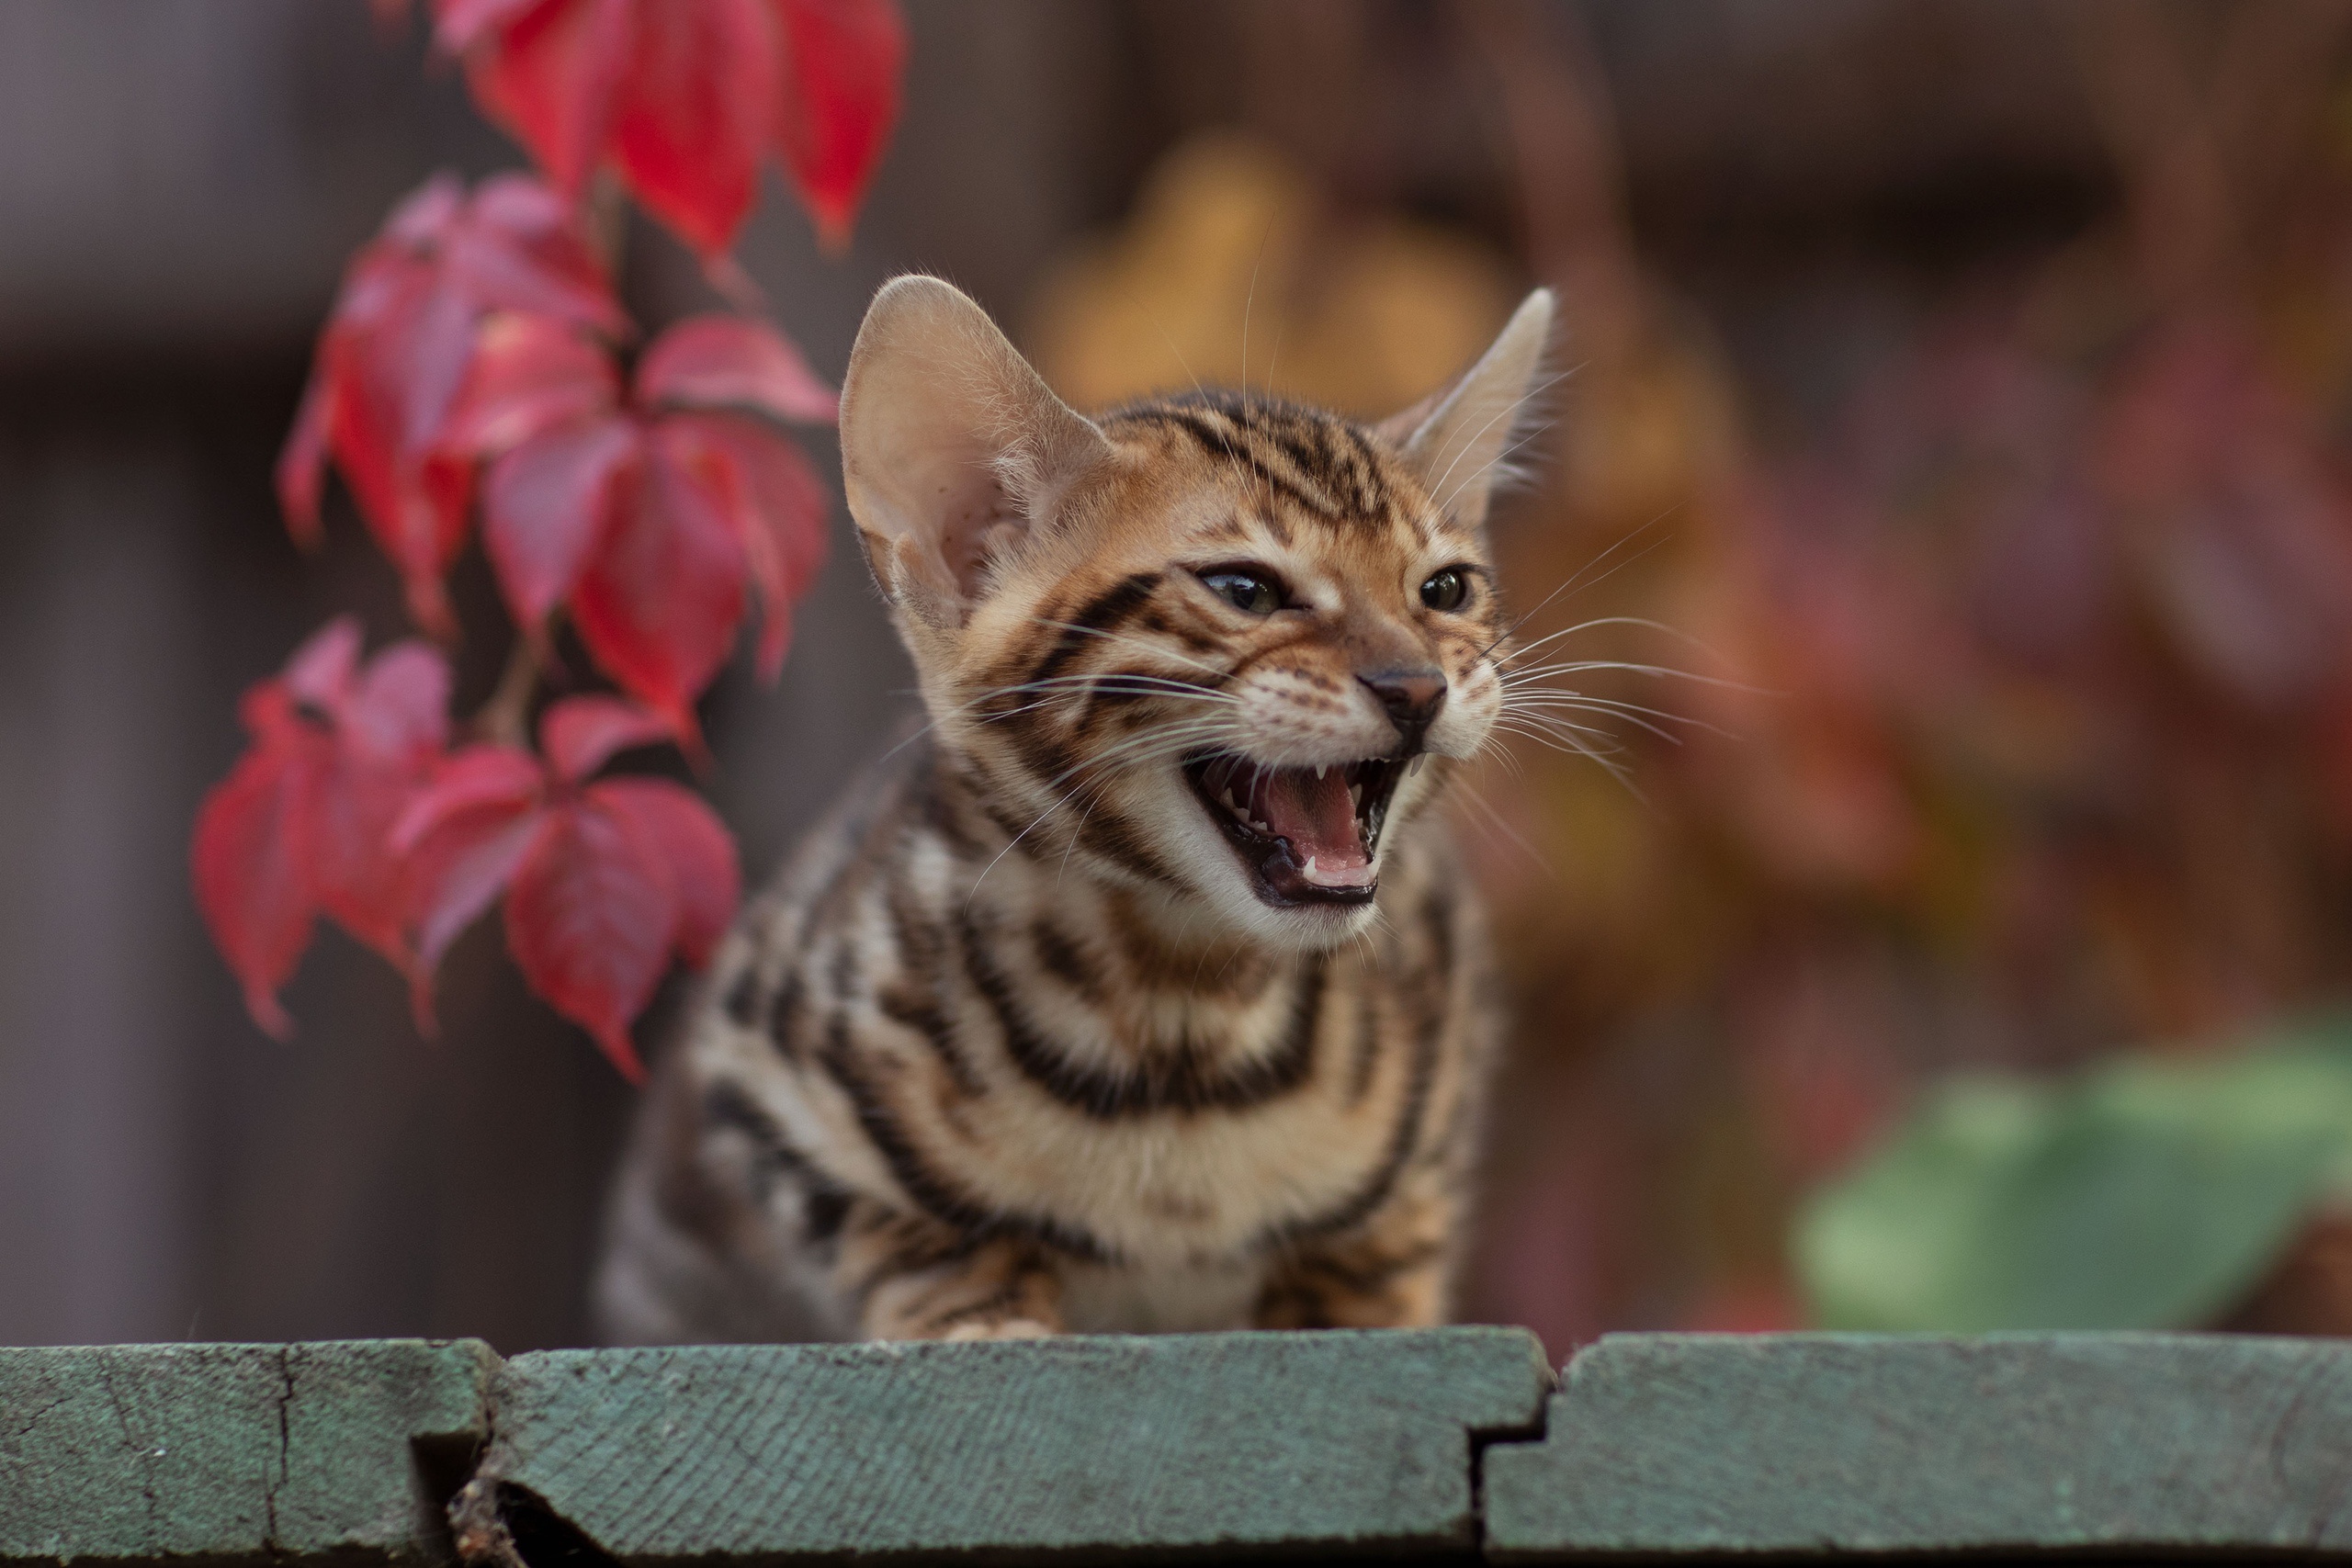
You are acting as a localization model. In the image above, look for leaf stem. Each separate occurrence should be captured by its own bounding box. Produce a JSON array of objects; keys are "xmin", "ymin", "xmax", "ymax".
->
[{"xmin": 475, "ymin": 635, "xmax": 544, "ymax": 748}]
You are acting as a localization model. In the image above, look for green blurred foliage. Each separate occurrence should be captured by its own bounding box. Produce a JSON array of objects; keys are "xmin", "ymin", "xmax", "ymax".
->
[{"xmin": 1799, "ymin": 1018, "xmax": 2352, "ymax": 1330}]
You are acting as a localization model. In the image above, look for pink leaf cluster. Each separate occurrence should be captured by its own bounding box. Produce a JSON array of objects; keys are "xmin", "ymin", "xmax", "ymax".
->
[
  {"xmin": 199, "ymin": 0, "xmax": 903, "ymax": 1075},
  {"xmin": 429, "ymin": 0, "xmax": 907, "ymax": 258},
  {"xmin": 194, "ymin": 625, "xmax": 740, "ymax": 1080}
]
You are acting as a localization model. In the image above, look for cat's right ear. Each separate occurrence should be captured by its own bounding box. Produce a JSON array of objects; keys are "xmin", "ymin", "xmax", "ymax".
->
[{"xmin": 839, "ymin": 276, "xmax": 1114, "ymax": 629}]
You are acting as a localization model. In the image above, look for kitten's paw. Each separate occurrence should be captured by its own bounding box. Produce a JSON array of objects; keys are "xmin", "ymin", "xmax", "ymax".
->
[{"xmin": 943, "ymin": 1316, "xmax": 1059, "ymax": 1341}]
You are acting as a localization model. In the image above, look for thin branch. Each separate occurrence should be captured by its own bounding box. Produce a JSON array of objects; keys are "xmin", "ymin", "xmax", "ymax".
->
[{"xmin": 473, "ymin": 635, "xmax": 544, "ymax": 749}]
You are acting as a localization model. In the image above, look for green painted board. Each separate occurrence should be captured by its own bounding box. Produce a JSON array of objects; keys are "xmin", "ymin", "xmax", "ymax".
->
[
  {"xmin": 0, "ymin": 1339, "xmax": 497, "ymax": 1567},
  {"xmin": 1482, "ymin": 1331, "xmax": 2352, "ymax": 1560},
  {"xmin": 476, "ymin": 1327, "xmax": 1550, "ymax": 1562}
]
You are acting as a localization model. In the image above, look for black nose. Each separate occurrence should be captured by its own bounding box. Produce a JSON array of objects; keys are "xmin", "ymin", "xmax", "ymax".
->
[{"xmin": 1360, "ymin": 668, "xmax": 1447, "ymax": 745}]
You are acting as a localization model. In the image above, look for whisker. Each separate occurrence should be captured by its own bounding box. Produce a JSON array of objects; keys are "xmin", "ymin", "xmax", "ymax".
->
[
  {"xmin": 1473, "ymin": 516, "xmax": 1673, "ymax": 665},
  {"xmin": 1451, "ymin": 777, "xmax": 1556, "ymax": 883}
]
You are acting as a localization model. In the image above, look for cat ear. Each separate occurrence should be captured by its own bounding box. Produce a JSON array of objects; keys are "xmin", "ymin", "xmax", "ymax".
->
[
  {"xmin": 1377, "ymin": 288, "xmax": 1555, "ymax": 530},
  {"xmin": 840, "ymin": 275, "xmax": 1115, "ymax": 627}
]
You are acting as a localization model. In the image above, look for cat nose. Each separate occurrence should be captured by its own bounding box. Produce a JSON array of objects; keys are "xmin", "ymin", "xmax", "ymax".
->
[{"xmin": 1359, "ymin": 668, "xmax": 1447, "ymax": 745}]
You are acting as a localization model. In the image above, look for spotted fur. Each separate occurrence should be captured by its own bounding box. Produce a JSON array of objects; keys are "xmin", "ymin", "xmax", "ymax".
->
[{"xmin": 596, "ymin": 276, "xmax": 1553, "ymax": 1341}]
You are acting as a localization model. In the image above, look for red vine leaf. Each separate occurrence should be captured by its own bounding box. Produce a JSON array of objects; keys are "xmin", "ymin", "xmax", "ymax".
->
[
  {"xmin": 192, "ymin": 620, "xmax": 454, "ymax": 1037},
  {"xmin": 637, "ymin": 313, "xmax": 838, "ymax": 424},
  {"xmin": 483, "ymin": 414, "xmax": 639, "ymax": 634},
  {"xmin": 442, "ymin": 0, "xmax": 635, "ymax": 198},
  {"xmin": 569, "ymin": 426, "xmax": 749, "ymax": 748},
  {"xmin": 589, "ymin": 777, "xmax": 741, "ymax": 966},
  {"xmin": 277, "ymin": 172, "xmax": 623, "ymax": 637},
  {"xmin": 540, "ymin": 694, "xmax": 678, "ymax": 781},
  {"xmin": 192, "ymin": 742, "xmax": 322, "ymax": 1040},
  {"xmin": 609, "ymin": 0, "xmax": 778, "ymax": 260},
  {"xmin": 443, "ymin": 312, "xmax": 621, "ymax": 455},
  {"xmin": 503, "ymin": 797, "xmax": 676, "ymax": 1082},
  {"xmin": 436, "ymin": 0, "xmax": 905, "ymax": 258},
  {"xmin": 664, "ymin": 410, "xmax": 830, "ymax": 677},
  {"xmin": 392, "ymin": 707, "xmax": 739, "ymax": 1071},
  {"xmin": 772, "ymin": 0, "xmax": 908, "ymax": 253}
]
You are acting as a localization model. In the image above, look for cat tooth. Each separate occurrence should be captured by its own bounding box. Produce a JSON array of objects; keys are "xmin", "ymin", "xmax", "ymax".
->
[
  {"xmin": 1220, "ymin": 788, "xmax": 1238, "ymax": 810},
  {"xmin": 1408, "ymin": 755, "xmax": 1428, "ymax": 775},
  {"xmin": 1304, "ymin": 855, "xmax": 1319, "ymax": 875},
  {"xmin": 1315, "ymin": 764, "xmax": 1327, "ymax": 779},
  {"xmin": 1350, "ymin": 783, "xmax": 1363, "ymax": 808}
]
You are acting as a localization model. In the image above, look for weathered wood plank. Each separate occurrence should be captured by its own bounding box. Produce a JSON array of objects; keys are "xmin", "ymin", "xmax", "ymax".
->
[
  {"xmin": 1481, "ymin": 1331, "xmax": 2352, "ymax": 1560},
  {"xmin": 475, "ymin": 1327, "xmax": 1550, "ymax": 1563},
  {"xmin": 0, "ymin": 1339, "xmax": 497, "ymax": 1567}
]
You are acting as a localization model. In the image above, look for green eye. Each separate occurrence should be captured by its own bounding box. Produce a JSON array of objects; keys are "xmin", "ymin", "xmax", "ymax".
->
[
  {"xmin": 1200, "ymin": 570, "xmax": 1283, "ymax": 615},
  {"xmin": 1420, "ymin": 568, "xmax": 1469, "ymax": 613}
]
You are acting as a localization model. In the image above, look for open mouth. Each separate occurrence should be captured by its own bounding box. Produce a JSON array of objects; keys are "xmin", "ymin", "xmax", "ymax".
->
[{"xmin": 1181, "ymin": 751, "xmax": 1412, "ymax": 907}]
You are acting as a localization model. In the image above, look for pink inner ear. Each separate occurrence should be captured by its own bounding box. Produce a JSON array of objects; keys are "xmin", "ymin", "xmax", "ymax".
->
[{"xmin": 937, "ymin": 470, "xmax": 1026, "ymax": 598}]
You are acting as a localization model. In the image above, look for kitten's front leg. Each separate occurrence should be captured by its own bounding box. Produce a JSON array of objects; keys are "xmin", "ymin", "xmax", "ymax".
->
[
  {"xmin": 836, "ymin": 1203, "xmax": 1067, "ymax": 1340},
  {"xmin": 1252, "ymin": 1180, "xmax": 1456, "ymax": 1329}
]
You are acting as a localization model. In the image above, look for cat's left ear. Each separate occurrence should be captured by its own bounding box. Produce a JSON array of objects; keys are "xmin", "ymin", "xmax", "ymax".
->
[
  {"xmin": 1377, "ymin": 288, "xmax": 1555, "ymax": 529},
  {"xmin": 840, "ymin": 275, "xmax": 1115, "ymax": 630}
]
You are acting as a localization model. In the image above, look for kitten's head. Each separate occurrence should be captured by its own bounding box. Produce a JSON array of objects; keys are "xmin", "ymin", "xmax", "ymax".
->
[{"xmin": 840, "ymin": 275, "xmax": 1552, "ymax": 948}]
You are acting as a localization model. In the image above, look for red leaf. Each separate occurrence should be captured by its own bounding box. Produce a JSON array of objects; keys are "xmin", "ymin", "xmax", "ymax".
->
[
  {"xmin": 440, "ymin": 0, "xmax": 906, "ymax": 260},
  {"xmin": 446, "ymin": 172, "xmax": 631, "ymax": 334},
  {"xmin": 570, "ymin": 433, "xmax": 748, "ymax": 742},
  {"xmin": 393, "ymin": 740, "xmax": 547, "ymax": 1030},
  {"xmin": 308, "ymin": 637, "xmax": 456, "ymax": 968},
  {"xmin": 192, "ymin": 740, "xmax": 322, "ymax": 1039},
  {"xmin": 636, "ymin": 313, "xmax": 837, "ymax": 425},
  {"xmin": 392, "ymin": 744, "xmax": 546, "ymax": 853},
  {"xmin": 385, "ymin": 171, "xmax": 467, "ymax": 247},
  {"xmin": 771, "ymin": 0, "xmax": 907, "ymax": 251},
  {"xmin": 441, "ymin": 312, "xmax": 621, "ymax": 455},
  {"xmin": 282, "ymin": 616, "xmax": 366, "ymax": 711},
  {"xmin": 278, "ymin": 353, "xmax": 334, "ymax": 550},
  {"xmin": 317, "ymin": 265, "xmax": 480, "ymax": 637},
  {"xmin": 194, "ymin": 624, "xmax": 457, "ymax": 1036},
  {"xmin": 608, "ymin": 0, "xmax": 778, "ymax": 259},
  {"xmin": 664, "ymin": 411, "xmax": 829, "ymax": 678},
  {"xmin": 541, "ymin": 694, "xmax": 679, "ymax": 782},
  {"xmin": 346, "ymin": 640, "xmax": 454, "ymax": 759},
  {"xmin": 452, "ymin": 0, "xmax": 635, "ymax": 199},
  {"xmin": 504, "ymin": 798, "xmax": 678, "ymax": 1080},
  {"xmin": 590, "ymin": 777, "xmax": 740, "ymax": 965},
  {"xmin": 403, "ymin": 801, "xmax": 547, "ymax": 1032},
  {"xmin": 309, "ymin": 747, "xmax": 426, "ymax": 972},
  {"xmin": 433, "ymin": 0, "xmax": 541, "ymax": 51},
  {"xmin": 482, "ymin": 414, "xmax": 638, "ymax": 632},
  {"xmin": 286, "ymin": 172, "xmax": 624, "ymax": 637}
]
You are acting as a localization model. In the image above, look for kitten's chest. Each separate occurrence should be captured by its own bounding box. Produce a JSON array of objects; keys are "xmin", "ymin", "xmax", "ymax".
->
[{"xmin": 921, "ymin": 951, "xmax": 1434, "ymax": 1267}]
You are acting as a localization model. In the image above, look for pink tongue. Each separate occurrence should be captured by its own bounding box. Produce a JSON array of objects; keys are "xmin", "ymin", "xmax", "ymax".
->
[{"xmin": 1251, "ymin": 767, "xmax": 1369, "ymax": 870}]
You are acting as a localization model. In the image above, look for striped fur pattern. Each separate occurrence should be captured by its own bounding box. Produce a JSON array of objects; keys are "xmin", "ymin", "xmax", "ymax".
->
[{"xmin": 597, "ymin": 277, "xmax": 1554, "ymax": 1341}]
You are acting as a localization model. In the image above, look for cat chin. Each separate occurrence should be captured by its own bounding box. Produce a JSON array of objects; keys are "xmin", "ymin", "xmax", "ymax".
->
[{"xmin": 1209, "ymin": 888, "xmax": 1385, "ymax": 952}]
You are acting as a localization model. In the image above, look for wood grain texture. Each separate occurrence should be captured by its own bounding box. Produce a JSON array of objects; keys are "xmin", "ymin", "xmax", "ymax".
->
[
  {"xmin": 1481, "ymin": 1331, "xmax": 2352, "ymax": 1560},
  {"xmin": 476, "ymin": 1327, "xmax": 1551, "ymax": 1562},
  {"xmin": 0, "ymin": 1338, "xmax": 495, "ymax": 1567}
]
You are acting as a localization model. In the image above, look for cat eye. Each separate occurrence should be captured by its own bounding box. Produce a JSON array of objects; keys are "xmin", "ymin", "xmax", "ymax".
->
[
  {"xmin": 1420, "ymin": 568, "xmax": 1471, "ymax": 613},
  {"xmin": 1198, "ymin": 569, "xmax": 1285, "ymax": 616}
]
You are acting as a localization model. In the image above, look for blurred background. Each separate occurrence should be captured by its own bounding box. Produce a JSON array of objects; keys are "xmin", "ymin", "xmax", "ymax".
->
[{"xmin": 6, "ymin": 0, "xmax": 2352, "ymax": 1356}]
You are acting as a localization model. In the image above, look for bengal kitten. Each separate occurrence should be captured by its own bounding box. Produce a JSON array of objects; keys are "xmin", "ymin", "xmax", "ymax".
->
[{"xmin": 596, "ymin": 276, "xmax": 1554, "ymax": 1342}]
